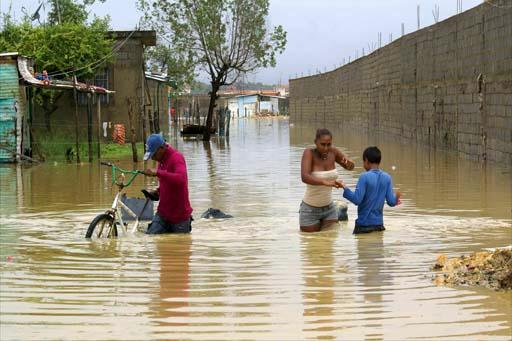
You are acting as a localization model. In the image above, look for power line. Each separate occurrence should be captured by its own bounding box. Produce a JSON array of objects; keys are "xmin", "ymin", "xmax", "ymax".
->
[
  {"xmin": 19, "ymin": 29, "xmax": 138, "ymax": 83},
  {"xmin": 47, "ymin": 29, "xmax": 137, "ymax": 79}
]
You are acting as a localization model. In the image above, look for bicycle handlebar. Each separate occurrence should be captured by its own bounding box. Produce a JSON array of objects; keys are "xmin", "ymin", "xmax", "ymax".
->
[{"xmin": 100, "ymin": 161, "xmax": 145, "ymax": 187}]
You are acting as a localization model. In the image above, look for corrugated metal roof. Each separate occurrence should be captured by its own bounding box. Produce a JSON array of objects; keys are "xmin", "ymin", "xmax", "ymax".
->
[
  {"xmin": 17, "ymin": 56, "xmax": 114, "ymax": 94},
  {"xmin": 0, "ymin": 52, "xmax": 19, "ymax": 58},
  {"xmin": 145, "ymin": 71, "xmax": 171, "ymax": 83}
]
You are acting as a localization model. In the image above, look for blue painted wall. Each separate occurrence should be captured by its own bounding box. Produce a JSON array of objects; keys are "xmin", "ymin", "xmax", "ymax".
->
[{"xmin": 0, "ymin": 63, "xmax": 19, "ymax": 162}]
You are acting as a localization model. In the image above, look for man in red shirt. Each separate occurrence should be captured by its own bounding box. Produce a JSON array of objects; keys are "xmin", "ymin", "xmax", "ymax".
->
[{"xmin": 143, "ymin": 134, "xmax": 193, "ymax": 234}]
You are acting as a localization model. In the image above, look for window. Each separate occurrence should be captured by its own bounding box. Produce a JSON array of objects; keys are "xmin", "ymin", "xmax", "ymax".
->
[{"xmin": 78, "ymin": 68, "xmax": 110, "ymax": 106}]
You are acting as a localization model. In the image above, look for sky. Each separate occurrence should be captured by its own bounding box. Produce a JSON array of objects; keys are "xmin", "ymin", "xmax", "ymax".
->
[{"xmin": 2, "ymin": 0, "xmax": 484, "ymax": 84}]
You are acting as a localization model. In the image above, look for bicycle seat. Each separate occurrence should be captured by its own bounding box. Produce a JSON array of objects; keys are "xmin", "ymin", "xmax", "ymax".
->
[{"xmin": 141, "ymin": 189, "xmax": 159, "ymax": 201}]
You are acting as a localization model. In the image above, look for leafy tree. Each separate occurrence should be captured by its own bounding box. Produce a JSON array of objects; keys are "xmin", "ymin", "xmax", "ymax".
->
[
  {"xmin": 139, "ymin": 0, "xmax": 287, "ymax": 140},
  {"xmin": 47, "ymin": 0, "xmax": 106, "ymax": 25},
  {"xmin": 144, "ymin": 44, "xmax": 192, "ymax": 133},
  {"xmin": 0, "ymin": 0, "xmax": 112, "ymax": 132},
  {"xmin": 145, "ymin": 44, "xmax": 195, "ymax": 93}
]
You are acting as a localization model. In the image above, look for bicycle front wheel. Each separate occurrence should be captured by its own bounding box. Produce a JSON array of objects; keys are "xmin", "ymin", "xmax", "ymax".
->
[{"xmin": 86, "ymin": 214, "xmax": 118, "ymax": 239}]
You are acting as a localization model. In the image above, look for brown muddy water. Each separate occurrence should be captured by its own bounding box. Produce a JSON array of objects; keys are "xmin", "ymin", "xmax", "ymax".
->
[{"xmin": 1, "ymin": 118, "xmax": 511, "ymax": 340}]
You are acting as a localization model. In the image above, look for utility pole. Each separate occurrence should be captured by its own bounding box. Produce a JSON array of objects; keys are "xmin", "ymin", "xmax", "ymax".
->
[{"xmin": 417, "ymin": 5, "xmax": 421, "ymax": 30}]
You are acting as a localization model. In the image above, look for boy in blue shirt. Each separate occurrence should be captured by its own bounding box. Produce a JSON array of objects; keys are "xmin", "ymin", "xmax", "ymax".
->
[{"xmin": 340, "ymin": 146, "xmax": 401, "ymax": 234}]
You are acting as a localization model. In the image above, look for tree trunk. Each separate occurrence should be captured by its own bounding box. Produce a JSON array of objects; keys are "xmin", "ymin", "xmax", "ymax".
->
[
  {"xmin": 225, "ymin": 106, "xmax": 231, "ymax": 137},
  {"xmin": 155, "ymin": 83, "xmax": 160, "ymax": 133},
  {"xmin": 203, "ymin": 82, "xmax": 220, "ymax": 141},
  {"xmin": 148, "ymin": 108, "xmax": 154, "ymax": 134},
  {"xmin": 141, "ymin": 107, "xmax": 147, "ymax": 153},
  {"xmin": 187, "ymin": 101, "xmax": 192, "ymax": 125},
  {"xmin": 195, "ymin": 98, "xmax": 200, "ymax": 125},
  {"xmin": 87, "ymin": 93, "xmax": 93, "ymax": 162},
  {"xmin": 42, "ymin": 94, "xmax": 52, "ymax": 133},
  {"xmin": 41, "ymin": 91, "xmax": 63, "ymax": 133},
  {"xmin": 127, "ymin": 98, "xmax": 138, "ymax": 162},
  {"xmin": 44, "ymin": 108, "xmax": 52, "ymax": 133}
]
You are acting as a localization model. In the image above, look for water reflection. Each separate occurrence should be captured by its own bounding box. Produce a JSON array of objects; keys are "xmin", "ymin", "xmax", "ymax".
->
[
  {"xmin": 0, "ymin": 165, "xmax": 19, "ymax": 215},
  {"xmin": 149, "ymin": 235, "xmax": 191, "ymax": 331},
  {"xmin": 355, "ymin": 232, "xmax": 389, "ymax": 340},
  {"xmin": 0, "ymin": 162, "xmax": 156, "ymax": 215},
  {"xmin": 301, "ymin": 228, "xmax": 339, "ymax": 339}
]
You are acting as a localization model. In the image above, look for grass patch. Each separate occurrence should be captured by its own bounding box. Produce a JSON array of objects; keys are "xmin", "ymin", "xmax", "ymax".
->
[
  {"xmin": 32, "ymin": 131, "xmax": 144, "ymax": 161},
  {"xmin": 101, "ymin": 143, "xmax": 145, "ymax": 160}
]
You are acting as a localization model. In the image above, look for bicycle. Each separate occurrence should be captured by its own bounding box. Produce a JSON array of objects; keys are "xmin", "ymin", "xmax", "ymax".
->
[{"xmin": 85, "ymin": 161, "xmax": 157, "ymax": 239}]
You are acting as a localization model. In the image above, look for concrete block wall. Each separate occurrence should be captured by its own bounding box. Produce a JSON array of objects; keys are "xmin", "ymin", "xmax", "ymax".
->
[{"xmin": 290, "ymin": 1, "xmax": 512, "ymax": 165}]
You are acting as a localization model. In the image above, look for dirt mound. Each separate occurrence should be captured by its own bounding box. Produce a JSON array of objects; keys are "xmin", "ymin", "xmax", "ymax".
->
[{"xmin": 432, "ymin": 249, "xmax": 512, "ymax": 290}]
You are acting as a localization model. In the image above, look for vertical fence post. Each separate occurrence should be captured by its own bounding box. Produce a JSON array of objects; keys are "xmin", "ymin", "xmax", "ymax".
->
[
  {"xmin": 127, "ymin": 97, "xmax": 138, "ymax": 163},
  {"xmin": 87, "ymin": 93, "xmax": 93, "ymax": 162},
  {"xmin": 96, "ymin": 93, "xmax": 101, "ymax": 159},
  {"xmin": 73, "ymin": 74, "xmax": 81, "ymax": 164}
]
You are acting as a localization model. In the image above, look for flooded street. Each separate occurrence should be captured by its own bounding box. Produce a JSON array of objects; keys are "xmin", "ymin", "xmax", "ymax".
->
[{"xmin": 1, "ymin": 118, "xmax": 511, "ymax": 340}]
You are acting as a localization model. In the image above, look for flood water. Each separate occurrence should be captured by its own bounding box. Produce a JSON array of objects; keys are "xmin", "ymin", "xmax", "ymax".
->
[{"xmin": 1, "ymin": 118, "xmax": 511, "ymax": 340}]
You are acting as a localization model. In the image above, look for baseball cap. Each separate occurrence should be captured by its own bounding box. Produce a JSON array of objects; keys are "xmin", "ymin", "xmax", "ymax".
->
[{"xmin": 144, "ymin": 134, "xmax": 165, "ymax": 161}]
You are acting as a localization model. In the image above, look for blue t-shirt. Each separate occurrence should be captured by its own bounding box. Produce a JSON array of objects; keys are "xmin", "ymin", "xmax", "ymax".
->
[{"xmin": 343, "ymin": 169, "xmax": 398, "ymax": 227}]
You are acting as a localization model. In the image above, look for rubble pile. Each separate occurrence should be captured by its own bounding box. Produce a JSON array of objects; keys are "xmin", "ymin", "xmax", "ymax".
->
[{"xmin": 433, "ymin": 249, "xmax": 512, "ymax": 290}]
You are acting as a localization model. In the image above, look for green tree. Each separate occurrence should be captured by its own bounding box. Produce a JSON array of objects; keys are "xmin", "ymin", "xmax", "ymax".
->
[
  {"xmin": 145, "ymin": 44, "xmax": 195, "ymax": 92},
  {"xmin": 0, "ymin": 0, "xmax": 112, "ymax": 132},
  {"xmin": 47, "ymin": 0, "xmax": 106, "ymax": 25},
  {"xmin": 139, "ymin": 0, "xmax": 287, "ymax": 140}
]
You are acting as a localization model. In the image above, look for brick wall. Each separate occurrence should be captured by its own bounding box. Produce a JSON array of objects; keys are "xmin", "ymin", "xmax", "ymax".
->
[{"xmin": 290, "ymin": 2, "xmax": 512, "ymax": 165}]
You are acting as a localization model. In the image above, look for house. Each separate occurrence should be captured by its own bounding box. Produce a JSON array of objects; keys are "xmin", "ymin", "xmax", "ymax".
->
[
  {"xmin": 0, "ymin": 53, "xmax": 113, "ymax": 162},
  {"xmin": 226, "ymin": 93, "xmax": 288, "ymax": 118},
  {"xmin": 145, "ymin": 71, "xmax": 175, "ymax": 133},
  {"xmin": 30, "ymin": 30, "xmax": 157, "ymax": 143}
]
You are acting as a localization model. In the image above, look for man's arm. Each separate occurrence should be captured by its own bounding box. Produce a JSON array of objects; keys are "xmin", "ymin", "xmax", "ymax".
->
[
  {"xmin": 156, "ymin": 155, "xmax": 187, "ymax": 186},
  {"xmin": 342, "ymin": 175, "xmax": 366, "ymax": 205}
]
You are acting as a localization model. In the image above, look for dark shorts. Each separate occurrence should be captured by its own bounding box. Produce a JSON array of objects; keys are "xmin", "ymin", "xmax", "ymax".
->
[
  {"xmin": 146, "ymin": 214, "xmax": 192, "ymax": 234},
  {"xmin": 353, "ymin": 225, "xmax": 385, "ymax": 234}
]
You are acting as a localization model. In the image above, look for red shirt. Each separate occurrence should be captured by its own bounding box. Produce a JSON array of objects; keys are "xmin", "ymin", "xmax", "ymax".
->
[{"xmin": 156, "ymin": 145, "xmax": 193, "ymax": 223}]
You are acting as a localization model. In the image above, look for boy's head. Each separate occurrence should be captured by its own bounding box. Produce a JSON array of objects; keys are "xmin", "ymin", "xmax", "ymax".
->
[{"xmin": 362, "ymin": 146, "xmax": 381, "ymax": 170}]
